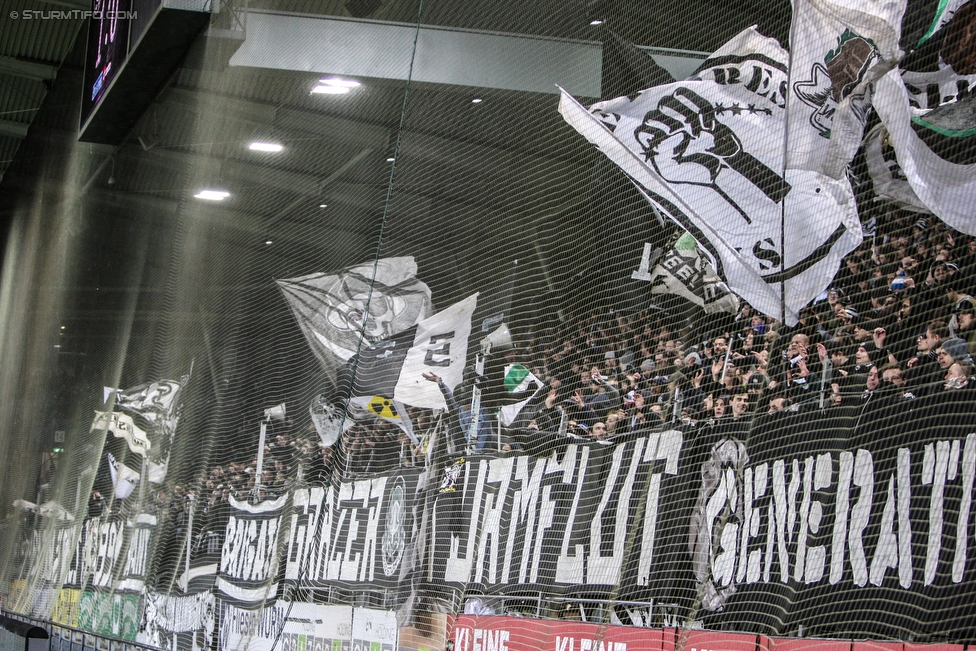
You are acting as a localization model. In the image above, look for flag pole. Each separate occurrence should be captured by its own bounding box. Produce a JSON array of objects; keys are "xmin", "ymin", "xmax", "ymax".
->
[
  {"xmin": 183, "ymin": 493, "xmax": 194, "ymax": 594},
  {"xmin": 780, "ymin": 4, "xmax": 799, "ymax": 327},
  {"xmin": 255, "ymin": 419, "xmax": 268, "ymax": 495}
]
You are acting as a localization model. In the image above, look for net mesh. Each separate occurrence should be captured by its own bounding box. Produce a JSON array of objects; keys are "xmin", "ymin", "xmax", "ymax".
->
[{"xmin": 0, "ymin": 0, "xmax": 975, "ymax": 649}]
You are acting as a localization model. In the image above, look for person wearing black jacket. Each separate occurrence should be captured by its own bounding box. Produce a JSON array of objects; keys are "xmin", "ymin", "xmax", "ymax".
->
[
  {"xmin": 422, "ymin": 371, "xmax": 467, "ymax": 453},
  {"xmin": 905, "ymin": 320, "xmax": 950, "ymax": 396}
]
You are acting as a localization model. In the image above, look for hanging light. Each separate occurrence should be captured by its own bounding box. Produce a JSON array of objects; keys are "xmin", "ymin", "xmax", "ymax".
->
[
  {"xmin": 249, "ymin": 142, "xmax": 284, "ymax": 152},
  {"xmin": 194, "ymin": 190, "xmax": 230, "ymax": 201},
  {"xmin": 312, "ymin": 78, "xmax": 361, "ymax": 95}
]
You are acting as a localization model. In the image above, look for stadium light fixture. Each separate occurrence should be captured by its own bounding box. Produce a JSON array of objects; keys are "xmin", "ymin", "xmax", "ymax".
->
[
  {"xmin": 321, "ymin": 78, "xmax": 360, "ymax": 88},
  {"xmin": 312, "ymin": 77, "xmax": 361, "ymax": 95},
  {"xmin": 194, "ymin": 190, "xmax": 230, "ymax": 201},
  {"xmin": 249, "ymin": 142, "xmax": 284, "ymax": 153},
  {"xmin": 312, "ymin": 85, "xmax": 349, "ymax": 95}
]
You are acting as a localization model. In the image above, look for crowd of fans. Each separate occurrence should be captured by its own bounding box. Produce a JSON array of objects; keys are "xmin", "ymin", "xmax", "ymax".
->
[
  {"xmin": 434, "ymin": 210, "xmax": 976, "ymax": 453},
  {"xmin": 195, "ymin": 210, "xmax": 976, "ymax": 481},
  {"xmin": 77, "ymin": 210, "xmax": 976, "ymax": 583},
  {"xmin": 37, "ymin": 207, "xmax": 974, "ymax": 636}
]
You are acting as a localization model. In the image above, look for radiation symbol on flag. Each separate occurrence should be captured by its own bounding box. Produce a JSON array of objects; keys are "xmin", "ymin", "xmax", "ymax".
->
[{"xmin": 367, "ymin": 396, "xmax": 399, "ymax": 419}]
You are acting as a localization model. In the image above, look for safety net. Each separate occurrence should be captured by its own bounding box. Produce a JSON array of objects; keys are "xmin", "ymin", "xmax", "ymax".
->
[{"xmin": 0, "ymin": 0, "xmax": 975, "ymax": 650}]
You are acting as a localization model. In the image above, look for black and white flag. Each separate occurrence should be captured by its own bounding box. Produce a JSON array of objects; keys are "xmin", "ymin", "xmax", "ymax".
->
[
  {"xmin": 107, "ymin": 378, "xmax": 185, "ymax": 484},
  {"xmin": 113, "ymin": 379, "xmax": 183, "ymax": 430},
  {"xmin": 139, "ymin": 589, "xmax": 216, "ymax": 651},
  {"xmin": 559, "ymin": 27, "xmax": 862, "ymax": 324},
  {"xmin": 107, "ymin": 452, "xmax": 140, "ymax": 500},
  {"xmin": 341, "ymin": 293, "xmax": 478, "ymax": 410},
  {"xmin": 277, "ymin": 257, "xmax": 433, "ymax": 379},
  {"xmin": 645, "ymin": 232, "xmax": 740, "ymax": 315},
  {"xmin": 787, "ymin": 0, "xmax": 905, "ymax": 177},
  {"xmin": 863, "ymin": 123, "xmax": 930, "ymax": 213},
  {"xmin": 873, "ymin": 0, "xmax": 976, "ymax": 236},
  {"xmin": 92, "ymin": 410, "xmax": 151, "ymax": 456}
]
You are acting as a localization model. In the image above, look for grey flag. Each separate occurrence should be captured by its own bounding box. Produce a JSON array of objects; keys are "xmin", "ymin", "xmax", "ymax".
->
[{"xmin": 277, "ymin": 256, "xmax": 433, "ymax": 380}]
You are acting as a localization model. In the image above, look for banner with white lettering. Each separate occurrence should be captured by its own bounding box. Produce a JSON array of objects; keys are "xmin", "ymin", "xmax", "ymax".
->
[
  {"xmin": 57, "ymin": 514, "xmax": 153, "ymax": 641},
  {"xmin": 140, "ymin": 589, "xmax": 217, "ymax": 651},
  {"xmin": 216, "ymin": 494, "xmax": 289, "ymax": 608},
  {"xmin": 23, "ymin": 518, "xmax": 80, "ymax": 619},
  {"xmin": 218, "ymin": 603, "xmax": 397, "ymax": 651},
  {"xmin": 284, "ymin": 470, "xmax": 420, "ymax": 593},
  {"xmin": 422, "ymin": 394, "xmax": 976, "ymax": 641},
  {"xmin": 425, "ymin": 435, "xmax": 686, "ymax": 607},
  {"xmin": 24, "ymin": 401, "xmax": 976, "ymax": 644},
  {"xmin": 676, "ymin": 390, "xmax": 976, "ymax": 640}
]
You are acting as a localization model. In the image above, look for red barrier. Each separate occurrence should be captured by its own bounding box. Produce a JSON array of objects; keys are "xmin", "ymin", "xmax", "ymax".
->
[
  {"xmin": 452, "ymin": 615, "xmax": 666, "ymax": 651},
  {"xmin": 669, "ymin": 630, "xmax": 758, "ymax": 651},
  {"xmin": 761, "ymin": 636, "xmax": 851, "ymax": 651},
  {"xmin": 853, "ymin": 641, "xmax": 903, "ymax": 651},
  {"xmin": 451, "ymin": 616, "xmax": 965, "ymax": 651}
]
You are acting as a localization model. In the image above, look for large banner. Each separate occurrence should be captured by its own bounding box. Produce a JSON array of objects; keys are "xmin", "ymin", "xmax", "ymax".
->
[
  {"xmin": 15, "ymin": 397, "xmax": 976, "ymax": 645},
  {"xmin": 217, "ymin": 493, "xmax": 289, "ymax": 608},
  {"xmin": 49, "ymin": 514, "xmax": 157, "ymax": 641},
  {"xmin": 424, "ymin": 435, "xmax": 686, "ymax": 607},
  {"xmin": 284, "ymin": 470, "xmax": 422, "ymax": 592},
  {"xmin": 218, "ymin": 603, "xmax": 398, "ymax": 651},
  {"xmin": 421, "ymin": 395, "xmax": 976, "ymax": 640}
]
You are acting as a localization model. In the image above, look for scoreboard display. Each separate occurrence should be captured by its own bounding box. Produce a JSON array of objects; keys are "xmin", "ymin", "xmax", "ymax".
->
[
  {"xmin": 80, "ymin": 0, "xmax": 133, "ymax": 129},
  {"xmin": 78, "ymin": 0, "xmax": 214, "ymax": 144}
]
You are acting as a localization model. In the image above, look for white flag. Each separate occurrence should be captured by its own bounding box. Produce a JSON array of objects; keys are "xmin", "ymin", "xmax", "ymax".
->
[
  {"xmin": 874, "ymin": 71, "xmax": 976, "ymax": 235},
  {"xmin": 393, "ymin": 293, "xmax": 478, "ymax": 409},
  {"xmin": 647, "ymin": 233, "xmax": 740, "ymax": 314},
  {"xmin": 871, "ymin": 0, "xmax": 976, "ymax": 236},
  {"xmin": 863, "ymin": 123, "xmax": 930, "ymax": 213},
  {"xmin": 108, "ymin": 452, "xmax": 140, "ymax": 500},
  {"xmin": 347, "ymin": 396, "xmax": 419, "ymax": 447},
  {"xmin": 278, "ymin": 257, "xmax": 433, "ymax": 378},
  {"xmin": 91, "ymin": 410, "xmax": 151, "ymax": 455},
  {"xmin": 787, "ymin": 0, "xmax": 906, "ymax": 177},
  {"xmin": 559, "ymin": 27, "xmax": 862, "ymax": 325}
]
